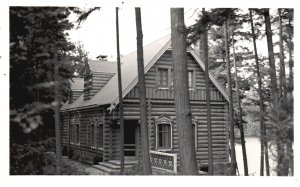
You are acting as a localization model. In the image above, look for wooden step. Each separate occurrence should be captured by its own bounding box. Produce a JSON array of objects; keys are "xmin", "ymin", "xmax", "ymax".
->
[
  {"xmin": 93, "ymin": 159, "xmax": 138, "ymax": 175},
  {"xmin": 108, "ymin": 160, "xmax": 138, "ymax": 166},
  {"xmin": 92, "ymin": 164, "xmax": 118, "ymax": 175}
]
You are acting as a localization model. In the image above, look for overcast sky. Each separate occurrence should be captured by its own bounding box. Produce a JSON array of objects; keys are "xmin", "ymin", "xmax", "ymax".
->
[
  {"xmin": 68, "ymin": 7, "xmax": 200, "ymax": 60},
  {"xmin": 67, "ymin": 7, "xmax": 284, "ymax": 64}
]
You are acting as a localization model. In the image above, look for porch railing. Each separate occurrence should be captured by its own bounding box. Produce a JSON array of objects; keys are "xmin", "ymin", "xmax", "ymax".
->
[{"xmin": 149, "ymin": 150, "xmax": 177, "ymax": 173}]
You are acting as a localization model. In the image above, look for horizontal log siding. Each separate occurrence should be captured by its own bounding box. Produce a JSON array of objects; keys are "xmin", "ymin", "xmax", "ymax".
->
[
  {"xmin": 69, "ymin": 90, "xmax": 82, "ymax": 103},
  {"xmin": 122, "ymin": 100, "xmax": 229, "ymax": 166},
  {"xmin": 60, "ymin": 107, "xmax": 105, "ymax": 164},
  {"xmin": 84, "ymin": 72, "xmax": 114, "ymax": 100},
  {"xmin": 125, "ymin": 50, "xmax": 224, "ymax": 101},
  {"xmin": 90, "ymin": 72, "xmax": 114, "ymax": 97},
  {"xmin": 103, "ymin": 111, "xmax": 113, "ymax": 161},
  {"xmin": 60, "ymin": 112, "xmax": 69, "ymax": 146}
]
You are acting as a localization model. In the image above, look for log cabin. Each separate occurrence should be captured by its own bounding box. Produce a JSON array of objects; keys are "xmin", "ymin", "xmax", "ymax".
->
[{"xmin": 60, "ymin": 35, "xmax": 231, "ymax": 174}]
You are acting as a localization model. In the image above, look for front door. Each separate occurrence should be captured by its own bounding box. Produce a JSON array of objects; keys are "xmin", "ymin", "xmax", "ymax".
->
[{"xmin": 124, "ymin": 120, "xmax": 138, "ymax": 157}]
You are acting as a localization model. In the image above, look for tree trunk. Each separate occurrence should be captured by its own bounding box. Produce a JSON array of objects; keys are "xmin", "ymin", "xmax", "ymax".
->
[
  {"xmin": 231, "ymin": 31, "xmax": 248, "ymax": 176},
  {"xmin": 116, "ymin": 7, "xmax": 124, "ymax": 174},
  {"xmin": 287, "ymin": 17, "xmax": 293, "ymax": 94},
  {"xmin": 135, "ymin": 7, "xmax": 152, "ymax": 175},
  {"xmin": 249, "ymin": 9, "xmax": 270, "ymax": 176},
  {"xmin": 278, "ymin": 8, "xmax": 287, "ymax": 99},
  {"xmin": 263, "ymin": 9, "xmax": 279, "ymax": 110},
  {"xmin": 224, "ymin": 18, "xmax": 237, "ymax": 176},
  {"xmin": 170, "ymin": 8, "xmax": 198, "ymax": 175},
  {"xmin": 263, "ymin": 9, "xmax": 281, "ymax": 176},
  {"xmin": 287, "ymin": 141, "xmax": 293, "ymax": 175},
  {"xmin": 202, "ymin": 8, "xmax": 214, "ymax": 175},
  {"xmin": 54, "ymin": 61, "xmax": 62, "ymax": 175}
]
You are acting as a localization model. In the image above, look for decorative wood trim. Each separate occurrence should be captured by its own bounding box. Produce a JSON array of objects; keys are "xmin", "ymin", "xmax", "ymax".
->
[
  {"xmin": 155, "ymin": 116, "xmax": 173, "ymax": 150},
  {"xmin": 70, "ymin": 113, "xmax": 81, "ymax": 144}
]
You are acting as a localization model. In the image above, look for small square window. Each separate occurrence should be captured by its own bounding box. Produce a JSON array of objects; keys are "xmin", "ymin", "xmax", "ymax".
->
[{"xmin": 157, "ymin": 68, "xmax": 169, "ymax": 87}]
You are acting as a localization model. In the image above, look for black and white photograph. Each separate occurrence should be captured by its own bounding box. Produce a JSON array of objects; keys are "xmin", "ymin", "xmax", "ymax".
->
[{"xmin": 1, "ymin": 0, "xmax": 299, "ymax": 186}]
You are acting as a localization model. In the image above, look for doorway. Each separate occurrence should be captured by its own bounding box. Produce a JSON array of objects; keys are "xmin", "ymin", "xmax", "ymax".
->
[{"xmin": 124, "ymin": 120, "xmax": 139, "ymax": 157}]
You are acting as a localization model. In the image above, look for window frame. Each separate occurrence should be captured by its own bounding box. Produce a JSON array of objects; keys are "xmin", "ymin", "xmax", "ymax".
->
[
  {"xmin": 87, "ymin": 123, "xmax": 95, "ymax": 148},
  {"xmin": 188, "ymin": 69, "xmax": 196, "ymax": 90},
  {"xmin": 156, "ymin": 66, "xmax": 172, "ymax": 89},
  {"xmin": 89, "ymin": 116, "xmax": 104, "ymax": 150},
  {"xmin": 155, "ymin": 116, "xmax": 173, "ymax": 151},
  {"xmin": 70, "ymin": 114, "xmax": 81, "ymax": 146}
]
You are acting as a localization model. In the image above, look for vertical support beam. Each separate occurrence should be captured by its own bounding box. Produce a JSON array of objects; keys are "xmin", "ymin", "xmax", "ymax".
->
[
  {"xmin": 103, "ymin": 113, "xmax": 110, "ymax": 162},
  {"xmin": 147, "ymin": 99, "xmax": 153, "ymax": 149},
  {"xmin": 116, "ymin": 7, "xmax": 125, "ymax": 174}
]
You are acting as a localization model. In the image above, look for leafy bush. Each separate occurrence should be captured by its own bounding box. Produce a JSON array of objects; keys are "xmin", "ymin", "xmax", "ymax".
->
[{"xmin": 10, "ymin": 138, "xmax": 55, "ymax": 175}]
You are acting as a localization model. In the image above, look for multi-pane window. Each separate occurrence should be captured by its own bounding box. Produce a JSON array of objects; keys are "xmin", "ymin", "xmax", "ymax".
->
[
  {"xmin": 158, "ymin": 123, "xmax": 171, "ymax": 148},
  {"xmin": 157, "ymin": 68, "xmax": 195, "ymax": 89},
  {"xmin": 75, "ymin": 123, "xmax": 80, "ymax": 143},
  {"xmin": 88, "ymin": 124, "xmax": 95, "ymax": 147},
  {"xmin": 96, "ymin": 124, "xmax": 103, "ymax": 148},
  {"xmin": 156, "ymin": 116, "xmax": 172, "ymax": 150},
  {"xmin": 70, "ymin": 115, "xmax": 80, "ymax": 145},
  {"xmin": 188, "ymin": 70, "xmax": 195, "ymax": 88},
  {"xmin": 157, "ymin": 68, "xmax": 169, "ymax": 87},
  {"xmin": 89, "ymin": 116, "xmax": 104, "ymax": 149}
]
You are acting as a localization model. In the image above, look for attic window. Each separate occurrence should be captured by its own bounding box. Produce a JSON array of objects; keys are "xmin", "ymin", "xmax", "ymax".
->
[
  {"xmin": 157, "ymin": 68, "xmax": 168, "ymax": 87},
  {"xmin": 188, "ymin": 70, "xmax": 196, "ymax": 89},
  {"xmin": 156, "ymin": 67, "xmax": 172, "ymax": 89}
]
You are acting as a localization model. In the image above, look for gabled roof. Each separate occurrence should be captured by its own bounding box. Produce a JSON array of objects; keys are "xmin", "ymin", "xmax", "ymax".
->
[
  {"xmin": 189, "ymin": 50, "xmax": 229, "ymax": 101},
  {"xmin": 61, "ymin": 34, "xmax": 229, "ymax": 111},
  {"xmin": 70, "ymin": 77, "xmax": 84, "ymax": 91}
]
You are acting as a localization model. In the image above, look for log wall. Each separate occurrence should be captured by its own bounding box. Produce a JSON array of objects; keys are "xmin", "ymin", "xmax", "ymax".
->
[
  {"xmin": 125, "ymin": 50, "xmax": 224, "ymax": 101},
  {"xmin": 122, "ymin": 99, "xmax": 229, "ymax": 167},
  {"xmin": 60, "ymin": 107, "xmax": 106, "ymax": 164},
  {"xmin": 84, "ymin": 72, "xmax": 115, "ymax": 100}
]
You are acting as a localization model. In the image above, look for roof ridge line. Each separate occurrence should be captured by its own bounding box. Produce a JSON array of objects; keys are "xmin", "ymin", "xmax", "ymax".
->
[{"xmin": 111, "ymin": 37, "xmax": 172, "ymax": 106}]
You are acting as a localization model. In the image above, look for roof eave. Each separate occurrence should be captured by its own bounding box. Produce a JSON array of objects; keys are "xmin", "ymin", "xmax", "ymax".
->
[
  {"xmin": 111, "ymin": 39, "xmax": 172, "ymax": 107},
  {"xmin": 189, "ymin": 50, "xmax": 230, "ymax": 102}
]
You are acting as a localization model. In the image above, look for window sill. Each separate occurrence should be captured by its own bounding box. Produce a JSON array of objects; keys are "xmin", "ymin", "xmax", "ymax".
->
[
  {"xmin": 157, "ymin": 87, "xmax": 169, "ymax": 90},
  {"xmin": 156, "ymin": 148, "xmax": 172, "ymax": 153},
  {"xmin": 70, "ymin": 142, "xmax": 80, "ymax": 146}
]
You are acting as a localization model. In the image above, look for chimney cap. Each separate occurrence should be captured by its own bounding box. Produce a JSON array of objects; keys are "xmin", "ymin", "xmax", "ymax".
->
[{"xmin": 96, "ymin": 55, "xmax": 108, "ymax": 60}]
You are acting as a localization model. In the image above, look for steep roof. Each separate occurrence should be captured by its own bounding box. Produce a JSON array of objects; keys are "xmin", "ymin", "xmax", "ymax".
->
[{"xmin": 61, "ymin": 34, "xmax": 229, "ymax": 111}]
